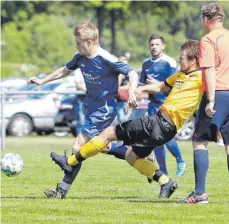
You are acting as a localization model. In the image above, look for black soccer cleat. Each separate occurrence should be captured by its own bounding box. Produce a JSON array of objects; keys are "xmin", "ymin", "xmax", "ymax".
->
[
  {"xmin": 158, "ymin": 179, "xmax": 178, "ymax": 199},
  {"xmin": 50, "ymin": 152, "xmax": 72, "ymax": 173},
  {"xmin": 44, "ymin": 183, "xmax": 67, "ymax": 199}
]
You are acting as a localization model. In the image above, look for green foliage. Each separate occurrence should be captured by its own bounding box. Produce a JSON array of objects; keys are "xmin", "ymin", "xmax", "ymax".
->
[
  {"xmin": 2, "ymin": 1, "xmax": 229, "ymax": 77},
  {"xmin": 2, "ymin": 14, "xmax": 75, "ymax": 76}
]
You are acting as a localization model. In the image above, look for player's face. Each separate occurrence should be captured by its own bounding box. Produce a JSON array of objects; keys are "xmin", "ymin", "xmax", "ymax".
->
[
  {"xmin": 179, "ymin": 50, "xmax": 193, "ymax": 72},
  {"xmin": 149, "ymin": 39, "xmax": 165, "ymax": 57},
  {"xmin": 75, "ymin": 36, "xmax": 91, "ymax": 55}
]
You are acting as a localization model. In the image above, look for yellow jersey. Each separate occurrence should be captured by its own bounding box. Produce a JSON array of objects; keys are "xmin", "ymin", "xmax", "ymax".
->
[{"xmin": 160, "ymin": 69, "xmax": 202, "ymax": 130}]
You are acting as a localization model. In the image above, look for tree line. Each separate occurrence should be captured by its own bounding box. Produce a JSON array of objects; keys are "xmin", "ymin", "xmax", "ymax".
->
[{"xmin": 1, "ymin": 1, "xmax": 229, "ymax": 77}]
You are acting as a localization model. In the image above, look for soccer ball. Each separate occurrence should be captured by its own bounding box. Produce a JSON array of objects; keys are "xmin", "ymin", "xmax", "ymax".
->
[{"xmin": 1, "ymin": 153, "xmax": 24, "ymax": 176}]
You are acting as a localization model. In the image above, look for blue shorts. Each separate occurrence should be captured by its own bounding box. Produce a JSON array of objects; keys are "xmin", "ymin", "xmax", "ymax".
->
[
  {"xmin": 192, "ymin": 91, "xmax": 229, "ymax": 144},
  {"xmin": 81, "ymin": 97, "xmax": 117, "ymax": 138}
]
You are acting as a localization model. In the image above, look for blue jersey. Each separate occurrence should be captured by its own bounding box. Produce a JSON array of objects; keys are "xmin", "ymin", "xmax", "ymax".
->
[
  {"xmin": 140, "ymin": 53, "xmax": 177, "ymax": 107},
  {"xmin": 66, "ymin": 47, "xmax": 133, "ymax": 100}
]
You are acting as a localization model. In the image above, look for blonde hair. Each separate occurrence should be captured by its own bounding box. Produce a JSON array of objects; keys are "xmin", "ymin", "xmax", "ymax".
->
[{"xmin": 73, "ymin": 20, "xmax": 99, "ymax": 43}]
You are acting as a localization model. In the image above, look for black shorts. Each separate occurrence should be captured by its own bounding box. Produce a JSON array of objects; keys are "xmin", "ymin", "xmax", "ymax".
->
[
  {"xmin": 115, "ymin": 112, "xmax": 177, "ymax": 158},
  {"xmin": 192, "ymin": 91, "xmax": 229, "ymax": 144}
]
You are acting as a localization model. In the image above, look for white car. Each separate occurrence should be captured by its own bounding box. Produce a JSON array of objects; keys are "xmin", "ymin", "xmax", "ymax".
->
[
  {"xmin": 175, "ymin": 116, "xmax": 195, "ymax": 141},
  {"xmin": 1, "ymin": 80, "xmax": 76, "ymax": 136}
]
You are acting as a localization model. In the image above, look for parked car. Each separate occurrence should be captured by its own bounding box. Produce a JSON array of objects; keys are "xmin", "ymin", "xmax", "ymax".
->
[
  {"xmin": 175, "ymin": 116, "xmax": 195, "ymax": 140},
  {"xmin": 0, "ymin": 78, "xmax": 27, "ymax": 92},
  {"xmin": 1, "ymin": 80, "xmax": 76, "ymax": 136},
  {"xmin": 54, "ymin": 95, "xmax": 86, "ymax": 137}
]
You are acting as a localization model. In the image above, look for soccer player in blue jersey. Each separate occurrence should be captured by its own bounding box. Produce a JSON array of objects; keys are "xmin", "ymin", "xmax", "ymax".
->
[
  {"xmin": 139, "ymin": 34, "xmax": 187, "ymax": 176},
  {"xmin": 29, "ymin": 20, "xmax": 139, "ymax": 198}
]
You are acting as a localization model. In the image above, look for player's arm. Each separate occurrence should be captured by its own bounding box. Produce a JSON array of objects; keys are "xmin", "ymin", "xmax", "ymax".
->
[
  {"xmin": 29, "ymin": 53, "xmax": 80, "ymax": 85},
  {"xmin": 135, "ymin": 81, "xmax": 169, "ymax": 96},
  {"xmin": 135, "ymin": 72, "xmax": 178, "ymax": 99},
  {"xmin": 28, "ymin": 66, "xmax": 72, "ymax": 85},
  {"xmin": 127, "ymin": 69, "xmax": 139, "ymax": 108}
]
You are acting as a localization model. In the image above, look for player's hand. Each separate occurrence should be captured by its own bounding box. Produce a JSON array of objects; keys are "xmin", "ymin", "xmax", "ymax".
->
[
  {"xmin": 205, "ymin": 102, "xmax": 215, "ymax": 118},
  {"xmin": 28, "ymin": 76, "xmax": 42, "ymax": 85},
  {"xmin": 146, "ymin": 77, "xmax": 157, "ymax": 84},
  {"xmin": 127, "ymin": 92, "xmax": 138, "ymax": 111}
]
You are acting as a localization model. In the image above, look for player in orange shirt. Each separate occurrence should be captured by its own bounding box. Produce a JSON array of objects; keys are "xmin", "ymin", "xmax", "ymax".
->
[
  {"xmin": 50, "ymin": 40, "xmax": 202, "ymax": 199},
  {"xmin": 181, "ymin": 3, "xmax": 229, "ymax": 204}
]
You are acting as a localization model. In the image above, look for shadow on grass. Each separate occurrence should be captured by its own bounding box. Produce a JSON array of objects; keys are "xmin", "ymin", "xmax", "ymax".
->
[{"xmin": 1, "ymin": 195, "xmax": 177, "ymax": 203}]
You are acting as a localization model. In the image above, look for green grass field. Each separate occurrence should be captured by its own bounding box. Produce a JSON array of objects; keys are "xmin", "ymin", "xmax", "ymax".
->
[{"xmin": 1, "ymin": 136, "xmax": 229, "ymax": 224}]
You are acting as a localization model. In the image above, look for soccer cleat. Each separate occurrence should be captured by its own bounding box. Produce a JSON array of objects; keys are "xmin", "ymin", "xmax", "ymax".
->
[
  {"xmin": 176, "ymin": 162, "xmax": 187, "ymax": 177},
  {"xmin": 179, "ymin": 191, "xmax": 208, "ymax": 204},
  {"xmin": 50, "ymin": 152, "xmax": 72, "ymax": 173},
  {"xmin": 44, "ymin": 183, "xmax": 67, "ymax": 199},
  {"xmin": 158, "ymin": 179, "xmax": 178, "ymax": 199}
]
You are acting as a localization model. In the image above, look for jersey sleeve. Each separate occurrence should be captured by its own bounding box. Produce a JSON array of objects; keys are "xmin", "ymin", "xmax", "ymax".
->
[
  {"xmin": 164, "ymin": 72, "xmax": 179, "ymax": 88},
  {"xmin": 109, "ymin": 60, "xmax": 133, "ymax": 76},
  {"xmin": 65, "ymin": 52, "xmax": 80, "ymax": 70},
  {"xmin": 199, "ymin": 37, "xmax": 215, "ymax": 68},
  {"xmin": 167, "ymin": 62, "xmax": 178, "ymax": 78}
]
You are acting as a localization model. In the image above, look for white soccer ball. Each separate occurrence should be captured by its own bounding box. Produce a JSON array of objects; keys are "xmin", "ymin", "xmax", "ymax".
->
[{"xmin": 1, "ymin": 153, "xmax": 24, "ymax": 176}]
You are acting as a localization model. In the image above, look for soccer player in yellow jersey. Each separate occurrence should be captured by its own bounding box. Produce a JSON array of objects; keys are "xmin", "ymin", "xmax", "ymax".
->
[{"xmin": 51, "ymin": 40, "xmax": 202, "ymax": 199}]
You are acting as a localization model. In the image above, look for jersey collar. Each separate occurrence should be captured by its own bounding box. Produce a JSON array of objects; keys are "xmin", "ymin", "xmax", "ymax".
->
[{"xmin": 185, "ymin": 68, "xmax": 201, "ymax": 75}]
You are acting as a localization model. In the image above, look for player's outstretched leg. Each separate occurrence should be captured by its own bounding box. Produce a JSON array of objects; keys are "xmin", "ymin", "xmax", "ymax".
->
[
  {"xmin": 51, "ymin": 136, "xmax": 108, "ymax": 171},
  {"xmin": 126, "ymin": 150, "xmax": 178, "ymax": 199}
]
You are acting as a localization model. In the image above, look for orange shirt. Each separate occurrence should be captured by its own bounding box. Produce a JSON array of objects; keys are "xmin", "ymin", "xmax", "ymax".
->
[{"xmin": 199, "ymin": 27, "xmax": 229, "ymax": 91}]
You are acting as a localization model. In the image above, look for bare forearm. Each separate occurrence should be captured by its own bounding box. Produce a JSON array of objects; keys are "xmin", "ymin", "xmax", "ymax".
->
[
  {"xmin": 128, "ymin": 70, "xmax": 139, "ymax": 94},
  {"xmin": 40, "ymin": 67, "xmax": 72, "ymax": 85},
  {"xmin": 140, "ymin": 82, "xmax": 164, "ymax": 94},
  {"xmin": 204, "ymin": 67, "xmax": 216, "ymax": 100}
]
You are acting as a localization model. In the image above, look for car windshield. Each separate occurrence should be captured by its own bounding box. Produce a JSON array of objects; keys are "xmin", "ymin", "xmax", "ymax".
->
[{"xmin": 29, "ymin": 82, "xmax": 62, "ymax": 99}]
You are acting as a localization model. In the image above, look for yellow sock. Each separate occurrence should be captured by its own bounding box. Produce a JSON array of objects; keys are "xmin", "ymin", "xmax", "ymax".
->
[
  {"xmin": 158, "ymin": 175, "xmax": 169, "ymax": 186},
  {"xmin": 133, "ymin": 158, "xmax": 159, "ymax": 179},
  {"xmin": 67, "ymin": 136, "xmax": 107, "ymax": 166}
]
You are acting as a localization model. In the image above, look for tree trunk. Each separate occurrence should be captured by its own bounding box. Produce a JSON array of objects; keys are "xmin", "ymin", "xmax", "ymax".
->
[
  {"xmin": 96, "ymin": 6, "xmax": 105, "ymax": 47},
  {"xmin": 110, "ymin": 9, "xmax": 116, "ymax": 54}
]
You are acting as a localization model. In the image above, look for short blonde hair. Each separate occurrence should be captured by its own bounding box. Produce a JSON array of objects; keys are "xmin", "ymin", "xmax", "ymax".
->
[{"xmin": 73, "ymin": 20, "xmax": 99, "ymax": 43}]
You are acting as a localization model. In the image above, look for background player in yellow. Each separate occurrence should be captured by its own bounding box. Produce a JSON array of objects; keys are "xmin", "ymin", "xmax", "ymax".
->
[{"xmin": 51, "ymin": 40, "xmax": 202, "ymax": 199}]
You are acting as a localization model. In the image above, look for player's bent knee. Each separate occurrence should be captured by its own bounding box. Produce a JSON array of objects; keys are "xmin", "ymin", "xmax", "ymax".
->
[
  {"xmin": 125, "ymin": 148, "xmax": 138, "ymax": 166},
  {"xmin": 192, "ymin": 141, "xmax": 208, "ymax": 150},
  {"xmin": 72, "ymin": 145, "xmax": 80, "ymax": 153}
]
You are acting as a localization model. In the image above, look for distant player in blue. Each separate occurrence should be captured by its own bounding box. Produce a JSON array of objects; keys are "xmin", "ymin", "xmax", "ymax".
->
[
  {"xmin": 29, "ymin": 21, "xmax": 139, "ymax": 198},
  {"xmin": 139, "ymin": 34, "xmax": 187, "ymax": 176}
]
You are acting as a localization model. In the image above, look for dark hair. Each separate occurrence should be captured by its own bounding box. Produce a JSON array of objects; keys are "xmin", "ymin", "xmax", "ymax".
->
[
  {"xmin": 180, "ymin": 40, "xmax": 200, "ymax": 63},
  {"xmin": 201, "ymin": 3, "xmax": 225, "ymax": 22},
  {"xmin": 149, "ymin": 34, "xmax": 164, "ymax": 43}
]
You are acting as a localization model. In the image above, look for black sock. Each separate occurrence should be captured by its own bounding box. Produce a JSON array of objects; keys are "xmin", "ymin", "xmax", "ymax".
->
[
  {"xmin": 107, "ymin": 144, "xmax": 128, "ymax": 160},
  {"xmin": 60, "ymin": 162, "xmax": 82, "ymax": 192},
  {"xmin": 194, "ymin": 149, "xmax": 209, "ymax": 195}
]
